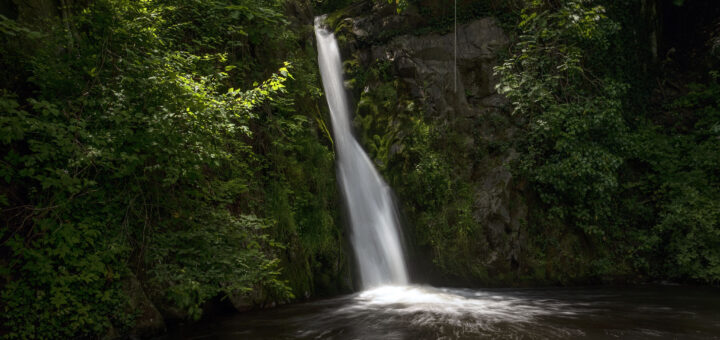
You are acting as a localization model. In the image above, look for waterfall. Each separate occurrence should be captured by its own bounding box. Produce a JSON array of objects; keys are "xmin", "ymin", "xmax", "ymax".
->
[{"xmin": 314, "ymin": 17, "xmax": 409, "ymax": 289}]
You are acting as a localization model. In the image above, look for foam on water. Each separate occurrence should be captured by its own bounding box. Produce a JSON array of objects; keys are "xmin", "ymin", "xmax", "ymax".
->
[
  {"xmin": 175, "ymin": 285, "xmax": 720, "ymax": 339},
  {"xmin": 336, "ymin": 285, "xmax": 580, "ymax": 333}
]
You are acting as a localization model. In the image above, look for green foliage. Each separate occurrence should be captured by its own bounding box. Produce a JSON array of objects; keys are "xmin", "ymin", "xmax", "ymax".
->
[
  {"xmin": 1, "ymin": 0, "xmax": 346, "ymax": 337},
  {"xmin": 1, "ymin": 217, "xmax": 131, "ymax": 339},
  {"xmin": 495, "ymin": 0, "xmax": 626, "ymax": 236},
  {"xmin": 630, "ymin": 72, "xmax": 720, "ymax": 283},
  {"xmin": 496, "ymin": 0, "xmax": 719, "ymax": 284},
  {"xmin": 386, "ymin": 0, "xmax": 409, "ymax": 14},
  {"xmin": 147, "ymin": 213, "xmax": 291, "ymax": 320}
]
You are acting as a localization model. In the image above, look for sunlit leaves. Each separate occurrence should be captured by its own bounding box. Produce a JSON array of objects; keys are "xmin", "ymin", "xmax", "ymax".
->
[{"xmin": 1, "ymin": 0, "xmax": 298, "ymax": 337}]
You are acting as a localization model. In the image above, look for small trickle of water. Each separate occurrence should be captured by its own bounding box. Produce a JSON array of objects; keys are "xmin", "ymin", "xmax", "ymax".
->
[{"xmin": 314, "ymin": 16, "xmax": 408, "ymax": 289}]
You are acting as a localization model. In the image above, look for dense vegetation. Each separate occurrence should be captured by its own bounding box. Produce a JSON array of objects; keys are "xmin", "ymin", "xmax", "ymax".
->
[
  {"xmin": 495, "ymin": 0, "xmax": 719, "ymax": 282},
  {"xmin": 1, "ymin": 0, "xmax": 348, "ymax": 338},
  {"xmin": 0, "ymin": 0, "xmax": 718, "ymax": 338}
]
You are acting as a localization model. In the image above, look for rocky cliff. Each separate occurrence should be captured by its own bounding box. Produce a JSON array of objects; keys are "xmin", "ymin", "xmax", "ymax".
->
[{"xmin": 321, "ymin": 2, "xmax": 545, "ymax": 286}]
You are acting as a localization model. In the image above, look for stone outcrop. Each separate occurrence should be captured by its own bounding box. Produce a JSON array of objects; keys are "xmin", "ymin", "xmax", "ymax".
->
[
  {"xmin": 369, "ymin": 18, "xmax": 509, "ymax": 119},
  {"xmin": 227, "ymin": 285, "xmax": 268, "ymax": 312},
  {"xmin": 123, "ymin": 274, "xmax": 166, "ymax": 338},
  {"xmin": 327, "ymin": 7, "xmax": 531, "ymax": 285}
]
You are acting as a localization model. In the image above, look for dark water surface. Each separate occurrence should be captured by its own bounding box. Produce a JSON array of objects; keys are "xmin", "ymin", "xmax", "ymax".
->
[{"xmin": 167, "ymin": 285, "xmax": 720, "ymax": 339}]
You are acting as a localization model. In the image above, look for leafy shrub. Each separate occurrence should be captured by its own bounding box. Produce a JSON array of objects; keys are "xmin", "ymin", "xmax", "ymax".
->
[
  {"xmin": 0, "ymin": 0, "xmax": 340, "ymax": 337},
  {"xmin": 495, "ymin": 0, "xmax": 627, "ymax": 236}
]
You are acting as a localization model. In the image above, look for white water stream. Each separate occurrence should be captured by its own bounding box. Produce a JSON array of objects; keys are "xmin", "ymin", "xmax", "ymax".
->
[
  {"xmin": 314, "ymin": 17, "xmax": 408, "ymax": 288},
  {"xmin": 313, "ymin": 15, "xmax": 574, "ymax": 332}
]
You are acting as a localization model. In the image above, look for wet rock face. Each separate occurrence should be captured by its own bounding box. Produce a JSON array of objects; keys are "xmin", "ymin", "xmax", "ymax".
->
[
  {"xmin": 228, "ymin": 286, "xmax": 265, "ymax": 312},
  {"xmin": 710, "ymin": 19, "xmax": 720, "ymax": 59},
  {"xmin": 332, "ymin": 11, "xmax": 531, "ymax": 285},
  {"xmin": 473, "ymin": 157, "xmax": 527, "ymax": 275},
  {"xmin": 124, "ymin": 274, "xmax": 166, "ymax": 338},
  {"xmin": 370, "ymin": 18, "xmax": 509, "ymax": 119}
]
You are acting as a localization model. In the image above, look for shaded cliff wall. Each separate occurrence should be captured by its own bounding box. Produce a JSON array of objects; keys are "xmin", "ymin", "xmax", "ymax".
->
[{"xmin": 322, "ymin": 0, "xmax": 720, "ymax": 286}]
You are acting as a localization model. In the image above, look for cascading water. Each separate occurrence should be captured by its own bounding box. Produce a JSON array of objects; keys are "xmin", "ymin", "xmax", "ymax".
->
[
  {"xmin": 314, "ymin": 17, "xmax": 408, "ymax": 289},
  {"xmin": 174, "ymin": 15, "xmax": 720, "ymax": 340}
]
